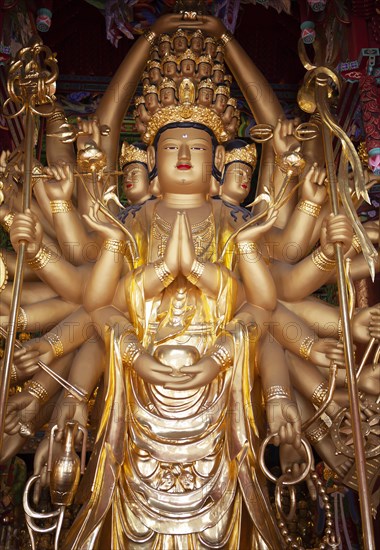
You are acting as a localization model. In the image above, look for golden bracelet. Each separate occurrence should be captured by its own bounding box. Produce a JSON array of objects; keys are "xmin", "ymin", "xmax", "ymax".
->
[
  {"xmin": 143, "ymin": 29, "xmax": 157, "ymax": 47},
  {"xmin": 50, "ymin": 200, "xmax": 73, "ymax": 214},
  {"xmin": 311, "ymin": 381, "xmax": 328, "ymax": 408},
  {"xmin": 311, "ymin": 248, "xmax": 336, "ymax": 272},
  {"xmin": 1, "ymin": 212, "xmax": 15, "ymax": 232},
  {"xmin": 154, "ymin": 260, "xmax": 174, "ymax": 288},
  {"xmin": 337, "ymin": 318, "xmax": 343, "ymax": 340},
  {"xmin": 103, "ymin": 239, "xmax": 126, "ymax": 256},
  {"xmin": 264, "ymin": 385, "xmax": 292, "ymax": 402},
  {"xmin": 351, "ymin": 234, "xmax": 361, "ymax": 254},
  {"xmin": 219, "ymin": 31, "xmax": 234, "ymax": 46},
  {"xmin": 297, "ymin": 200, "xmax": 321, "ymax": 219},
  {"xmin": 236, "ymin": 241, "xmax": 260, "ymax": 257},
  {"xmin": 299, "ymin": 336, "xmax": 315, "ymax": 361},
  {"xmin": 122, "ymin": 341, "xmax": 143, "ymax": 368},
  {"xmin": 10, "ymin": 364, "xmax": 18, "ymax": 386},
  {"xmin": 17, "ymin": 307, "xmax": 28, "ymax": 332},
  {"xmin": 27, "ymin": 245, "xmax": 52, "ymax": 270},
  {"xmin": 45, "ymin": 333, "xmax": 64, "ymax": 358},
  {"xmin": 306, "ymin": 421, "xmax": 329, "ymax": 444},
  {"xmin": 47, "ymin": 111, "xmax": 66, "ymax": 124},
  {"xmin": 24, "ymin": 380, "xmax": 49, "ymax": 404},
  {"xmin": 209, "ymin": 344, "xmax": 232, "ymax": 371},
  {"xmin": 187, "ymin": 259, "xmax": 205, "ymax": 286}
]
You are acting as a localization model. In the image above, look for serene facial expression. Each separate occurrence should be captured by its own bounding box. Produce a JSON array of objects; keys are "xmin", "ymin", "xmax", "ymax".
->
[
  {"xmin": 181, "ymin": 59, "xmax": 195, "ymax": 76},
  {"xmin": 214, "ymin": 94, "xmax": 228, "ymax": 113},
  {"xmin": 163, "ymin": 62, "xmax": 177, "ymax": 78},
  {"xmin": 145, "ymin": 93, "xmax": 159, "ymax": 111},
  {"xmin": 198, "ymin": 63, "xmax": 211, "ymax": 78},
  {"xmin": 158, "ymin": 42, "xmax": 170, "ymax": 57},
  {"xmin": 198, "ymin": 88, "xmax": 213, "ymax": 107},
  {"xmin": 191, "ymin": 37, "xmax": 203, "ymax": 53},
  {"xmin": 222, "ymin": 162, "xmax": 252, "ymax": 204},
  {"xmin": 213, "ymin": 70, "xmax": 224, "ymax": 84},
  {"xmin": 173, "ymin": 37, "xmax": 187, "ymax": 52},
  {"xmin": 155, "ymin": 127, "xmax": 214, "ymax": 195},
  {"xmin": 205, "ymin": 43, "xmax": 217, "ymax": 57},
  {"xmin": 160, "ymin": 88, "xmax": 175, "ymax": 106},
  {"xmin": 149, "ymin": 68, "xmax": 161, "ymax": 84},
  {"xmin": 123, "ymin": 163, "xmax": 150, "ymax": 204}
]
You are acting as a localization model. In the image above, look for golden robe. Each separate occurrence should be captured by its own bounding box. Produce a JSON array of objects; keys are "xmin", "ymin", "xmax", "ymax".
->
[{"xmin": 63, "ymin": 199, "xmax": 283, "ymax": 550}]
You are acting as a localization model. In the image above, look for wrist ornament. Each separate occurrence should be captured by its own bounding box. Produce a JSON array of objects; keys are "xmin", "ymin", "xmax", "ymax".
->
[
  {"xmin": 311, "ymin": 248, "xmax": 336, "ymax": 271},
  {"xmin": 236, "ymin": 241, "xmax": 260, "ymax": 256},
  {"xmin": 27, "ymin": 245, "xmax": 52, "ymax": 270},
  {"xmin": 337, "ymin": 318, "xmax": 343, "ymax": 340},
  {"xmin": 45, "ymin": 333, "xmax": 64, "ymax": 358},
  {"xmin": 264, "ymin": 385, "xmax": 292, "ymax": 402},
  {"xmin": 17, "ymin": 307, "xmax": 28, "ymax": 332},
  {"xmin": 1, "ymin": 212, "xmax": 15, "ymax": 232},
  {"xmin": 122, "ymin": 340, "xmax": 144, "ymax": 369},
  {"xmin": 311, "ymin": 381, "xmax": 328, "ymax": 407},
  {"xmin": 299, "ymin": 336, "xmax": 315, "ymax": 361},
  {"xmin": 275, "ymin": 150, "xmax": 305, "ymax": 176},
  {"xmin": 208, "ymin": 344, "xmax": 232, "ymax": 372},
  {"xmin": 50, "ymin": 200, "xmax": 73, "ymax": 214},
  {"xmin": 297, "ymin": 199, "xmax": 321, "ymax": 219},
  {"xmin": 219, "ymin": 31, "xmax": 234, "ymax": 46},
  {"xmin": 305, "ymin": 420, "xmax": 329, "ymax": 444},
  {"xmin": 187, "ymin": 259, "xmax": 205, "ymax": 286},
  {"xmin": 143, "ymin": 29, "xmax": 157, "ymax": 47},
  {"xmin": 10, "ymin": 364, "xmax": 17, "ymax": 386},
  {"xmin": 154, "ymin": 259, "xmax": 174, "ymax": 288},
  {"xmin": 103, "ymin": 238, "xmax": 126, "ymax": 256},
  {"xmin": 24, "ymin": 380, "xmax": 49, "ymax": 404},
  {"xmin": 47, "ymin": 110, "xmax": 66, "ymax": 125},
  {"xmin": 351, "ymin": 234, "xmax": 361, "ymax": 254}
]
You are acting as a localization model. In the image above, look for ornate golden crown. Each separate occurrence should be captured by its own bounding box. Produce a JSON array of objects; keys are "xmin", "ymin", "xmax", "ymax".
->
[
  {"xmin": 135, "ymin": 28, "xmax": 240, "ymax": 144},
  {"xmin": 225, "ymin": 143, "xmax": 257, "ymax": 169},
  {"xmin": 119, "ymin": 142, "xmax": 148, "ymax": 169}
]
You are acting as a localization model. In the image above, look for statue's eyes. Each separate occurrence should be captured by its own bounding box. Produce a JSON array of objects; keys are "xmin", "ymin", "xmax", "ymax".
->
[
  {"xmin": 191, "ymin": 146, "xmax": 206, "ymax": 151},
  {"xmin": 164, "ymin": 145, "xmax": 178, "ymax": 150}
]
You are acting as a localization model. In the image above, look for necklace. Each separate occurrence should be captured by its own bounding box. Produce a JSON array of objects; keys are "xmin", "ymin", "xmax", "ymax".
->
[{"xmin": 152, "ymin": 210, "xmax": 215, "ymax": 261}]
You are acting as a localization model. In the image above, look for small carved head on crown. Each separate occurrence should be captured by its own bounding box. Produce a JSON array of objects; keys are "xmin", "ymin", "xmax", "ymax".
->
[{"xmin": 133, "ymin": 27, "xmax": 239, "ymax": 145}]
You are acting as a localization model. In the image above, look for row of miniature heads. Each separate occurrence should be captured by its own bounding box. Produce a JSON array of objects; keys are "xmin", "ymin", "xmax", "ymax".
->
[
  {"xmin": 154, "ymin": 30, "xmax": 223, "ymax": 59},
  {"xmin": 120, "ymin": 139, "xmax": 256, "ymax": 206},
  {"xmin": 145, "ymin": 53, "xmax": 229, "ymax": 86}
]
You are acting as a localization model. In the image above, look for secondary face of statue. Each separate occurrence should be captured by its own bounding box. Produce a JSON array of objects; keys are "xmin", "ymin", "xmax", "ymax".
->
[
  {"xmin": 123, "ymin": 163, "xmax": 149, "ymax": 203},
  {"xmin": 154, "ymin": 127, "xmax": 214, "ymax": 195},
  {"xmin": 222, "ymin": 161, "xmax": 252, "ymax": 204}
]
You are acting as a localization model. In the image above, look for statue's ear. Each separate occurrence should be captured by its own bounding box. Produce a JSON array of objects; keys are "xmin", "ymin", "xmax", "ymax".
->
[
  {"xmin": 214, "ymin": 144, "xmax": 225, "ymax": 173},
  {"xmin": 147, "ymin": 145, "xmax": 156, "ymax": 173}
]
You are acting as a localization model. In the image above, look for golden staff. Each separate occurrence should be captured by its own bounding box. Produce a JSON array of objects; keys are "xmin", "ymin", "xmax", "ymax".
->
[
  {"xmin": 0, "ymin": 38, "xmax": 58, "ymax": 451},
  {"xmin": 298, "ymin": 42, "xmax": 377, "ymax": 548}
]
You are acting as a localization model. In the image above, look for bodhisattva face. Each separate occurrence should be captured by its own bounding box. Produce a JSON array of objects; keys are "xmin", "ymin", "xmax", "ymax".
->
[
  {"xmin": 190, "ymin": 37, "xmax": 203, "ymax": 54},
  {"xmin": 149, "ymin": 68, "xmax": 161, "ymax": 85},
  {"xmin": 149, "ymin": 127, "xmax": 223, "ymax": 196},
  {"xmin": 163, "ymin": 62, "xmax": 177, "ymax": 79},
  {"xmin": 198, "ymin": 88, "xmax": 213, "ymax": 107},
  {"xmin": 123, "ymin": 163, "xmax": 150, "ymax": 204},
  {"xmin": 160, "ymin": 88, "xmax": 176, "ymax": 106},
  {"xmin": 181, "ymin": 60, "xmax": 195, "ymax": 77},
  {"xmin": 158, "ymin": 42, "xmax": 170, "ymax": 57},
  {"xmin": 222, "ymin": 161, "xmax": 252, "ymax": 204},
  {"xmin": 145, "ymin": 93, "xmax": 159, "ymax": 112},
  {"xmin": 198, "ymin": 62, "xmax": 212, "ymax": 79},
  {"xmin": 173, "ymin": 37, "xmax": 187, "ymax": 53},
  {"xmin": 214, "ymin": 94, "xmax": 228, "ymax": 114}
]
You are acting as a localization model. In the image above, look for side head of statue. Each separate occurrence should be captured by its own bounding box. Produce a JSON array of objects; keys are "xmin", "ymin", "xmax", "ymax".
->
[
  {"xmin": 221, "ymin": 140, "xmax": 257, "ymax": 205},
  {"xmin": 130, "ymin": 29, "xmax": 250, "ymax": 197}
]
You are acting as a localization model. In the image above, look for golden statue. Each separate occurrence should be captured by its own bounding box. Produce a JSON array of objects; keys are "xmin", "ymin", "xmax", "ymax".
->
[{"xmin": 0, "ymin": 9, "xmax": 379, "ymax": 550}]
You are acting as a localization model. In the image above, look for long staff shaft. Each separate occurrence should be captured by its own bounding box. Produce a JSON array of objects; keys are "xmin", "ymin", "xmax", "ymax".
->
[
  {"xmin": 0, "ymin": 109, "xmax": 34, "ymax": 451},
  {"xmin": 316, "ymin": 77, "xmax": 375, "ymax": 549}
]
